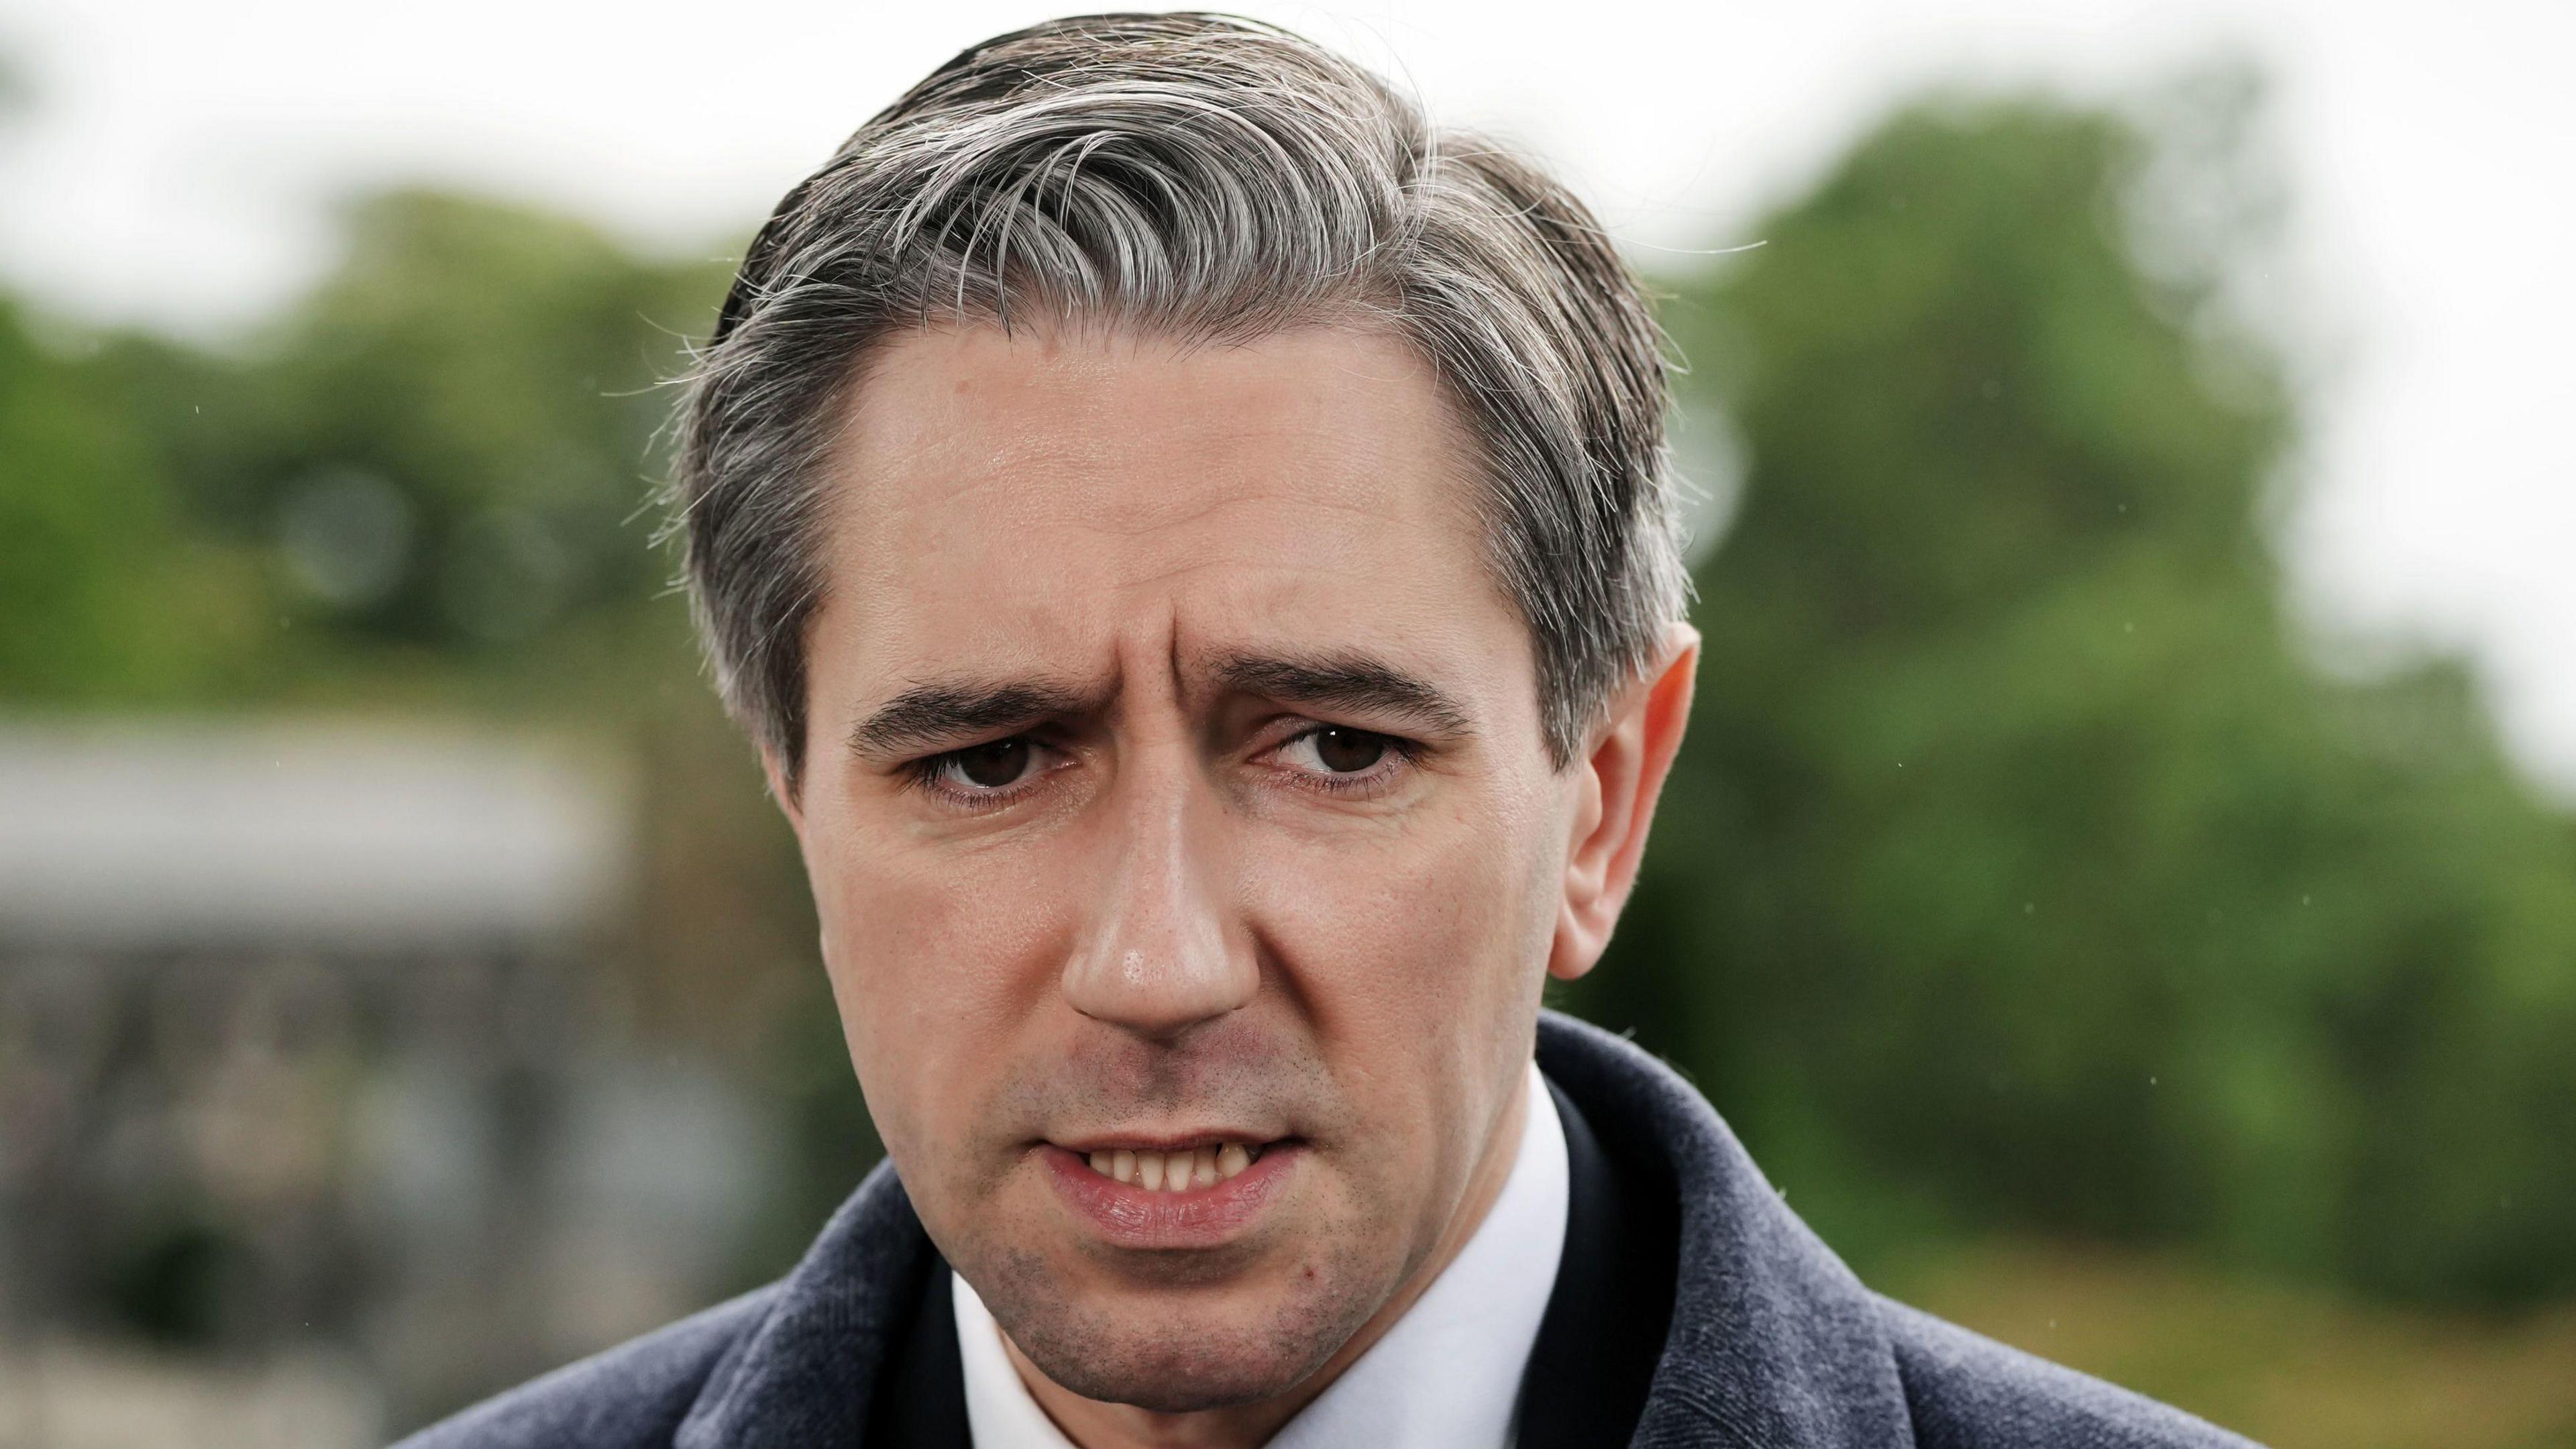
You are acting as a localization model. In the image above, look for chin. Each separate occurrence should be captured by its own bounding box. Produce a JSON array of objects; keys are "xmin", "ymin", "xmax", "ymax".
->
[
  {"xmin": 1017, "ymin": 1316, "xmax": 1338, "ymax": 1413},
  {"xmin": 990, "ymin": 1256, "xmax": 1385, "ymax": 1413}
]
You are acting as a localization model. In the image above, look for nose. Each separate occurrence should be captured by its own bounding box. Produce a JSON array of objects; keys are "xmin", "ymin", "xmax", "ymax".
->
[{"xmin": 1059, "ymin": 753, "xmax": 1258, "ymax": 1038}]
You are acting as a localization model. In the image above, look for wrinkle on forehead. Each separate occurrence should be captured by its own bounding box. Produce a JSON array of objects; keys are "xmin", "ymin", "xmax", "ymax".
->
[{"xmin": 848, "ymin": 632, "xmax": 1485, "ymax": 761}]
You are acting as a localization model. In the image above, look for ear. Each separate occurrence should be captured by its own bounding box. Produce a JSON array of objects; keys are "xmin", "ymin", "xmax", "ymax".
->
[
  {"xmin": 759, "ymin": 749, "xmax": 807, "ymax": 839},
  {"xmin": 1549, "ymin": 621, "xmax": 1699, "ymax": 981}
]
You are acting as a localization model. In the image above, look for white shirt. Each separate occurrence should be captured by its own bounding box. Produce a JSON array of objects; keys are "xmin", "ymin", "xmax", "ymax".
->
[{"xmin": 955, "ymin": 1060, "xmax": 1571, "ymax": 1449}]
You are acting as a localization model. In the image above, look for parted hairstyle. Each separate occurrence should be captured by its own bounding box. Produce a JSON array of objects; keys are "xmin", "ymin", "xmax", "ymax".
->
[{"xmin": 671, "ymin": 11, "xmax": 1688, "ymax": 790}]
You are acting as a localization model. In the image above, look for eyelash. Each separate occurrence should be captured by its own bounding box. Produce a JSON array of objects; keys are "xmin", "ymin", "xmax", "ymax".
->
[
  {"xmin": 899, "ymin": 744, "xmax": 1055, "ymax": 808},
  {"xmin": 900, "ymin": 724, "xmax": 1421, "ymax": 810},
  {"xmin": 1276, "ymin": 726, "xmax": 1421, "ymax": 800}
]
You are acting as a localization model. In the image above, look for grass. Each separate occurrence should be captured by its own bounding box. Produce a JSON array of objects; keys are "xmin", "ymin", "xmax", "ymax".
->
[{"xmin": 1881, "ymin": 1240, "xmax": 2576, "ymax": 1448}]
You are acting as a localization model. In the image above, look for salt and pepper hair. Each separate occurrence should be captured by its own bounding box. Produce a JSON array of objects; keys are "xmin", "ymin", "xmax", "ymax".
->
[{"xmin": 671, "ymin": 11, "xmax": 1688, "ymax": 789}]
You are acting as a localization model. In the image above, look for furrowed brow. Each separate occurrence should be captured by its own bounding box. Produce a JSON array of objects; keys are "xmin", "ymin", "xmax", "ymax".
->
[
  {"xmin": 847, "ymin": 680, "xmax": 1093, "ymax": 762},
  {"xmin": 1215, "ymin": 651, "xmax": 1474, "ymax": 738}
]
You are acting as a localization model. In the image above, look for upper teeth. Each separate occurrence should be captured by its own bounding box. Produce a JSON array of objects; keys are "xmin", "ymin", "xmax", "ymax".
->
[{"xmin": 1087, "ymin": 1142, "xmax": 1260, "ymax": 1191}]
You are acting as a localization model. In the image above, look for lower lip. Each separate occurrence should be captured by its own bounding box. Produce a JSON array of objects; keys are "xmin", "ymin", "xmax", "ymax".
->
[{"xmin": 1039, "ymin": 1142, "xmax": 1301, "ymax": 1248}]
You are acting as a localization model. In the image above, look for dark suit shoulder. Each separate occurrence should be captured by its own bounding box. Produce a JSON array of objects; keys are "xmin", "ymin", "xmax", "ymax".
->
[
  {"xmin": 390, "ymin": 1285, "xmax": 780, "ymax": 1449},
  {"xmin": 1876, "ymin": 1297, "xmax": 2262, "ymax": 1448}
]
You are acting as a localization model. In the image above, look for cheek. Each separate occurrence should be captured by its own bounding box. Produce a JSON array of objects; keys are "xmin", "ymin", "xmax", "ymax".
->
[
  {"xmin": 806, "ymin": 825, "xmax": 1074, "ymax": 1156},
  {"xmin": 1246, "ymin": 785, "xmax": 1561, "ymax": 1135}
]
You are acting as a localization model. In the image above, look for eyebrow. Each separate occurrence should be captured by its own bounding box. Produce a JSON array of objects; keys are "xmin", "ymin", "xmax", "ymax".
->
[
  {"xmin": 1214, "ymin": 650, "xmax": 1474, "ymax": 739},
  {"xmin": 844, "ymin": 650, "xmax": 1474, "ymax": 763},
  {"xmin": 847, "ymin": 679, "xmax": 1096, "ymax": 762}
]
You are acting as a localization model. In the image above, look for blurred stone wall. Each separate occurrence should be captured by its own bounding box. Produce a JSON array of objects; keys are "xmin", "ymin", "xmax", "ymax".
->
[{"xmin": 0, "ymin": 721, "xmax": 780, "ymax": 1442}]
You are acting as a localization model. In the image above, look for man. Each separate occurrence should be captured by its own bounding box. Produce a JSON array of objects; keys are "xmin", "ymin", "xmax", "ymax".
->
[{"xmin": 404, "ymin": 14, "xmax": 2256, "ymax": 1448}]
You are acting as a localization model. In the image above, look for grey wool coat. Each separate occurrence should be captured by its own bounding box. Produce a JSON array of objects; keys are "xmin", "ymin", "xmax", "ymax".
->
[{"xmin": 397, "ymin": 1012, "xmax": 2260, "ymax": 1448}]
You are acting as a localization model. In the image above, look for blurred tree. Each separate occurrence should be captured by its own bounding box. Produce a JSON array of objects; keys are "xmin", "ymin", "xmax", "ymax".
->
[
  {"xmin": 0, "ymin": 298, "xmax": 256, "ymax": 698},
  {"xmin": 0, "ymin": 43, "xmax": 262, "ymax": 702},
  {"xmin": 45, "ymin": 192, "xmax": 870, "ymax": 1263},
  {"xmin": 92, "ymin": 191, "xmax": 729, "ymax": 661},
  {"xmin": 1574, "ymin": 78, "xmax": 2576, "ymax": 1307}
]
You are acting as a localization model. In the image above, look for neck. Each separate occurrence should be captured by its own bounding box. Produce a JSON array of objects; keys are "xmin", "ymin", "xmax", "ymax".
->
[{"xmin": 1002, "ymin": 1075, "xmax": 1534, "ymax": 1449}]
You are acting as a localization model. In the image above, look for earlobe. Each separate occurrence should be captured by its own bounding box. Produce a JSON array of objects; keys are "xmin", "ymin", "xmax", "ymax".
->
[{"xmin": 1548, "ymin": 623, "xmax": 1700, "ymax": 982}]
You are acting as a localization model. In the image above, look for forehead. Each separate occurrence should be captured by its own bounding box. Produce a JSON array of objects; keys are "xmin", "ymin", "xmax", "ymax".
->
[{"xmin": 807, "ymin": 321, "xmax": 1530, "ymax": 712}]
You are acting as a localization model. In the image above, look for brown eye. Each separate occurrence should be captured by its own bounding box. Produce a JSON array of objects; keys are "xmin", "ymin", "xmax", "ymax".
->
[
  {"xmin": 953, "ymin": 738, "xmax": 1031, "ymax": 789},
  {"xmin": 1309, "ymin": 727, "xmax": 1389, "ymax": 773}
]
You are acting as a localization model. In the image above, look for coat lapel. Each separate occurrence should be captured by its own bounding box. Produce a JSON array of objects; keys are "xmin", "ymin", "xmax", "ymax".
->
[
  {"xmin": 1535, "ymin": 1012, "xmax": 1916, "ymax": 1448},
  {"xmin": 675, "ymin": 1159, "xmax": 941, "ymax": 1449}
]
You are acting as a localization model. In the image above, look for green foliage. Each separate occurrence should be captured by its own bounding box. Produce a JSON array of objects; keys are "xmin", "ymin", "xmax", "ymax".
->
[
  {"xmin": 86, "ymin": 191, "xmax": 731, "ymax": 668},
  {"xmin": 1573, "ymin": 89, "xmax": 2576, "ymax": 1305},
  {"xmin": 0, "ymin": 299, "xmax": 250, "ymax": 698}
]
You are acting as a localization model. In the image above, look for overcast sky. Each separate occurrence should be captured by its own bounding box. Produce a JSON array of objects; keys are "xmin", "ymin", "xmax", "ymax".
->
[{"xmin": 3, "ymin": 0, "xmax": 2569, "ymax": 796}]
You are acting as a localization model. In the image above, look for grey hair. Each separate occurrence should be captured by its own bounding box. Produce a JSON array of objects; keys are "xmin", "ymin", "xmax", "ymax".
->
[{"xmin": 672, "ymin": 12, "xmax": 1688, "ymax": 789}]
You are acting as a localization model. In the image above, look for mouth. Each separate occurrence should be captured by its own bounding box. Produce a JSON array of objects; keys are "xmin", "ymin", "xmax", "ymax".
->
[
  {"xmin": 1038, "ymin": 1134, "xmax": 1303, "ymax": 1248},
  {"xmin": 1073, "ymin": 1139, "xmax": 1273, "ymax": 1192}
]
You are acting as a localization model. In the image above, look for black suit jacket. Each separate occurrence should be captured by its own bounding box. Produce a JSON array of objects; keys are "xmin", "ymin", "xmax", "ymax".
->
[{"xmin": 398, "ymin": 1012, "xmax": 2261, "ymax": 1448}]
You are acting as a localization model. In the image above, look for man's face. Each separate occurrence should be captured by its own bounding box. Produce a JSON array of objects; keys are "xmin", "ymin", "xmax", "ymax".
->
[{"xmin": 786, "ymin": 322, "xmax": 1583, "ymax": 1409}]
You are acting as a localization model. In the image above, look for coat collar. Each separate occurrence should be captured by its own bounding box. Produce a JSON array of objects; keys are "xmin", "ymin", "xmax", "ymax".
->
[
  {"xmin": 674, "ymin": 1152, "xmax": 930, "ymax": 1448},
  {"xmin": 1531, "ymin": 1013, "xmax": 1915, "ymax": 1447},
  {"xmin": 678, "ymin": 1011, "xmax": 1914, "ymax": 1448}
]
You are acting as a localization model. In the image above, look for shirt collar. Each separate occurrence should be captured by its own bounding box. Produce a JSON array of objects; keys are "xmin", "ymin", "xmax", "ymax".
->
[{"xmin": 954, "ymin": 1060, "xmax": 1569, "ymax": 1449}]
